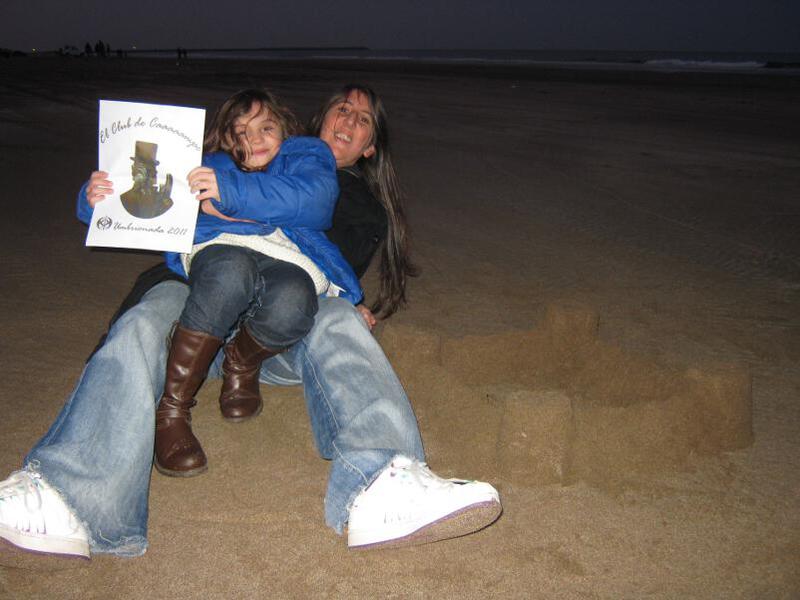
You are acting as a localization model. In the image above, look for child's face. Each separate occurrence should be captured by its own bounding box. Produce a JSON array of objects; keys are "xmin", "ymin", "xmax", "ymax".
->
[
  {"xmin": 319, "ymin": 90, "xmax": 376, "ymax": 168},
  {"xmin": 234, "ymin": 102, "xmax": 283, "ymax": 170}
]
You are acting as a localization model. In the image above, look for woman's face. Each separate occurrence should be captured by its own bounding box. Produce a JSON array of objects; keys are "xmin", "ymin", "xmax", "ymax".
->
[
  {"xmin": 319, "ymin": 90, "xmax": 376, "ymax": 168},
  {"xmin": 234, "ymin": 102, "xmax": 283, "ymax": 170}
]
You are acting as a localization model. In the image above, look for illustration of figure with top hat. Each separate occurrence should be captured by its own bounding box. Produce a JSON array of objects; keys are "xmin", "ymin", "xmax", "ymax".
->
[{"xmin": 120, "ymin": 141, "xmax": 174, "ymax": 219}]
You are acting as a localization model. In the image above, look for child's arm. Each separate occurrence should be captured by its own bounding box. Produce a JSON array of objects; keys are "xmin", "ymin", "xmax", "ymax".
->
[
  {"xmin": 186, "ymin": 167, "xmax": 250, "ymax": 223},
  {"xmin": 202, "ymin": 138, "xmax": 338, "ymax": 230}
]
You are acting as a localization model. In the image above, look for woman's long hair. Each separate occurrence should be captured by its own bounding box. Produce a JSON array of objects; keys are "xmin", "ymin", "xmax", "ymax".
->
[
  {"xmin": 308, "ymin": 84, "xmax": 418, "ymax": 318},
  {"xmin": 204, "ymin": 88, "xmax": 299, "ymax": 171}
]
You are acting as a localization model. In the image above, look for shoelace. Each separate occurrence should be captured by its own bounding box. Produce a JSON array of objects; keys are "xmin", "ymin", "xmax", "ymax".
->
[
  {"xmin": 0, "ymin": 472, "xmax": 44, "ymax": 532},
  {"xmin": 388, "ymin": 459, "xmax": 453, "ymax": 492}
]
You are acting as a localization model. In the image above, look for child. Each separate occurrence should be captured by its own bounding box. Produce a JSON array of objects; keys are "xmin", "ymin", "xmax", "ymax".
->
[{"xmin": 86, "ymin": 89, "xmax": 362, "ymax": 478}]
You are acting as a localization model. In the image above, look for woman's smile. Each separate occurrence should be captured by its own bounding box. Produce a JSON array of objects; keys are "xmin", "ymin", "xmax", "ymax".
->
[{"xmin": 320, "ymin": 91, "xmax": 376, "ymax": 167}]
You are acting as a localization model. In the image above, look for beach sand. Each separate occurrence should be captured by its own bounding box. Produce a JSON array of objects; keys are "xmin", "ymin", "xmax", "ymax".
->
[{"xmin": 1, "ymin": 57, "xmax": 798, "ymax": 598}]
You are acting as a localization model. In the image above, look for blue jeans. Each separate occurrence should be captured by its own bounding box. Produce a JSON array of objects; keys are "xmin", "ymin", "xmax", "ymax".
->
[
  {"xmin": 25, "ymin": 282, "xmax": 424, "ymax": 555},
  {"xmin": 215, "ymin": 295, "xmax": 425, "ymax": 533},
  {"xmin": 25, "ymin": 281, "xmax": 189, "ymax": 556},
  {"xmin": 182, "ymin": 245, "xmax": 317, "ymax": 348}
]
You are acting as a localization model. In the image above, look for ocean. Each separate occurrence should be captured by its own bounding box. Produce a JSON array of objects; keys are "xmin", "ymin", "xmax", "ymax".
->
[{"xmin": 126, "ymin": 47, "xmax": 800, "ymax": 74}]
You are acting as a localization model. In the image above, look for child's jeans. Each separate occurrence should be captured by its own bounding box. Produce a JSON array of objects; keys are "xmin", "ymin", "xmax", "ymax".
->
[{"xmin": 180, "ymin": 244, "xmax": 318, "ymax": 348}]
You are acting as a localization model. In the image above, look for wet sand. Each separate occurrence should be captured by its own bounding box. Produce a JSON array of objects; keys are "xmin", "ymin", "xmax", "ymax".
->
[{"xmin": 1, "ymin": 56, "xmax": 799, "ymax": 598}]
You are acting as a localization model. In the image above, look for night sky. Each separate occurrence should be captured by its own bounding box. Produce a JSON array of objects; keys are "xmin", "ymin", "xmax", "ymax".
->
[{"xmin": 4, "ymin": 0, "xmax": 799, "ymax": 53}]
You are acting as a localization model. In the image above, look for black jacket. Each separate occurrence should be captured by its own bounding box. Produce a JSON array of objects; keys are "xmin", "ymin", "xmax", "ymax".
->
[{"xmin": 326, "ymin": 167, "xmax": 387, "ymax": 279}]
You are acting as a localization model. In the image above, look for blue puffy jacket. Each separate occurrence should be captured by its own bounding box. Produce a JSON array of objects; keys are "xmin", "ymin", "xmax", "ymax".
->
[{"xmin": 77, "ymin": 136, "xmax": 363, "ymax": 304}]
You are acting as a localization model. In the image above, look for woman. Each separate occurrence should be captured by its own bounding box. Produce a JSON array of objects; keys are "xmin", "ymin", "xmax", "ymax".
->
[{"xmin": 0, "ymin": 85, "xmax": 501, "ymax": 559}]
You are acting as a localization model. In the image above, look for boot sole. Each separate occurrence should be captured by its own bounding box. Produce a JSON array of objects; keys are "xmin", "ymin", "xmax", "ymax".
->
[
  {"xmin": 221, "ymin": 401, "xmax": 263, "ymax": 423},
  {"xmin": 153, "ymin": 461, "xmax": 208, "ymax": 478},
  {"xmin": 348, "ymin": 499, "xmax": 502, "ymax": 550}
]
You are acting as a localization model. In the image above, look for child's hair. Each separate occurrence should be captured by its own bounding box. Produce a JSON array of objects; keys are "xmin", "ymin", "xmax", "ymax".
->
[
  {"xmin": 308, "ymin": 84, "xmax": 418, "ymax": 319},
  {"xmin": 204, "ymin": 88, "xmax": 300, "ymax": 171}
]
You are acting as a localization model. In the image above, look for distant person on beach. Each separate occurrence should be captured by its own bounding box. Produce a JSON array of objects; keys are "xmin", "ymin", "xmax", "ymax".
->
[{"xmin": 0, "ymin": 85, "xmax": 501, "ymax": 561}]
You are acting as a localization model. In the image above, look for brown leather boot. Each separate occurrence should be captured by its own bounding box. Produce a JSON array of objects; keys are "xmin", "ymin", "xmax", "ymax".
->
[
  {"xmin": 219, "ymin": 325, "xmax": 281, "ymax": 422},
  {"xmin": 154, "ymin": 324, "xmax": 222, "ymax": 477}
]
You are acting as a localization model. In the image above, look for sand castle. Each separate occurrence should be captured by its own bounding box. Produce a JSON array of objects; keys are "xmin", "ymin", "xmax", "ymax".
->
[{"xmin": 380, "ymin": 303, "xmax": 753, "ymax": 488}]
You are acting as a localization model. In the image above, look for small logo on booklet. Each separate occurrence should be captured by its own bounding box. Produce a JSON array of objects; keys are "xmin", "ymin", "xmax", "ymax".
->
[{"xmin": 97, "ymin": 216, "xmax": 113, "ymax": 230}]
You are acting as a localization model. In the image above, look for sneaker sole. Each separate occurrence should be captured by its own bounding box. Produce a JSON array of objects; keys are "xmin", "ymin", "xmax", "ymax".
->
[
  {"xmin": 0, "ymin": 535, "xmax": 90, "ymax": 571},
  {"xmin": 348, "ymin": 499, "xmax": 502, "ymax": 550}
]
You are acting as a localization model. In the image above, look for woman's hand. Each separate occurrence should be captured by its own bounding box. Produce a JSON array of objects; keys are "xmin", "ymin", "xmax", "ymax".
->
[
  {"xmin": 200, "ymin": 199, "xmax": 229, "ymax": 219},
  {"xmin": 356, "ymin": 304, "xmax": 377, "ymax": 331},
  {"xmin": 86, "ymin": 171, "xmax": 113, "ymax": 207},
  {"xmin": 188, "ymin": 166, "xmax": 219, "ymax": 202}
]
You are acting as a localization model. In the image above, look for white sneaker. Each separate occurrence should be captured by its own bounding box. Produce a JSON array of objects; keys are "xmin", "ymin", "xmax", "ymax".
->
[
  {"xmin": 0, "ymin": 470, "xmax": 90, "ymax": 558},
  {"xmin": 347, "ymin": 456, "xmax": 502, "ymax": 549}
]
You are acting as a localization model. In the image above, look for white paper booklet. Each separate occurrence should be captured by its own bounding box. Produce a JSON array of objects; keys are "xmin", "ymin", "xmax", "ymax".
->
[{"xmin": 85, "ymin": 100, "xmax": 206, "ymax": 253}]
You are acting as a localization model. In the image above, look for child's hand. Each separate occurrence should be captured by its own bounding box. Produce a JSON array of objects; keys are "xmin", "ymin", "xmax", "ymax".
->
[
  {"xmin": 86, "ymin": 171, "xmax": 113, "ymax": 207},
  {"xmin": 188, "ymin": 167, "xmax": 219, "ymax": 202},
  {"xmin": 356, "ymin": 304, "xmax": 377, "ymax": 331}
]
